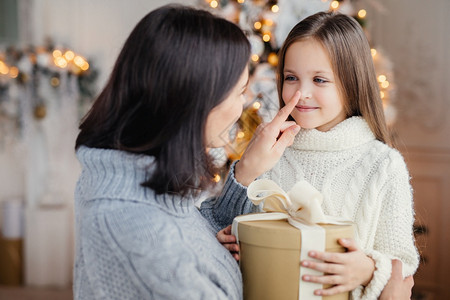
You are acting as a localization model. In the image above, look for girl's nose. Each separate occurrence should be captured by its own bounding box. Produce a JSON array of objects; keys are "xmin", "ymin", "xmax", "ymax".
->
[{"xmin": 299, "ymin": 87, "xmax": 312, "ymax": 101}]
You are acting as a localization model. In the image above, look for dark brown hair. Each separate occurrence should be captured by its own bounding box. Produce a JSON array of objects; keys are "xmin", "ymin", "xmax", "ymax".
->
[
  {"xmin": 277, "ymin": 11, "xmax": 392, "ymax": 146},
  {"xmin": 75, "ymin": 5, "xmax": 250, "ymax": 195}
]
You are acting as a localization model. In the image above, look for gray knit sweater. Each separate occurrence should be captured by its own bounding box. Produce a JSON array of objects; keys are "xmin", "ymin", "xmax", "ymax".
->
[{"xmin": 74, "ymin": 146, "xmax": 255, "ymax": 299}]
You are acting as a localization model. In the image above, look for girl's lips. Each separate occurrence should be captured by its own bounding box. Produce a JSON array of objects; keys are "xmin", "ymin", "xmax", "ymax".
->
[{"xmin": 295, "ymin": 105, "xmax": 318, "ymax": 112}]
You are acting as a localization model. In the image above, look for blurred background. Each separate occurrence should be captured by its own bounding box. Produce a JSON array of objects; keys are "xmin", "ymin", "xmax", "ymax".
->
[{"xmin": 0, "ymin": 0, "xmax": 448, "ymax": 299}]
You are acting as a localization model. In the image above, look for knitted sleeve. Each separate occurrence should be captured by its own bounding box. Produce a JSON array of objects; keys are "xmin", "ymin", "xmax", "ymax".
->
[
  {"xmin": 80, "ymin": 206, "xmax": 235, "ymax": 300},
  {"xmin": 200, "ymin": 160, "xmax": 259, "ymax": 232},
  {"xmin": 352, "ymin": 151, "xmax": 420, "ymax": 299}
]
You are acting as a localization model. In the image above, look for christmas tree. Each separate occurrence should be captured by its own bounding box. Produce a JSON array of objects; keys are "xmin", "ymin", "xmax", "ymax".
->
[{"xmin": 198, "ymin": 0, "xmax": 396, "ymax": 180}]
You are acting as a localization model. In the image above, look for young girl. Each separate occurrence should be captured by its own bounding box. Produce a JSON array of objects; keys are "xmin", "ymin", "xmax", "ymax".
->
[{"xmin": 208, "ymin": 11, "xmax": 419, "ymax": 299}]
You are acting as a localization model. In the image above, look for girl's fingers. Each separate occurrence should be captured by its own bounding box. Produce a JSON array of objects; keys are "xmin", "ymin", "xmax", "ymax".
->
[
  {"xmin": 218, "ymin": 234, "xmax": 236, "ymax": 243},
  {"xmin": 302, "ymin": 274, "xmax": 343, "ymax": 286},
  {"xmin": 223, "ymin": 243, "xmax": 239, "ymax": 252},
  {"xmin": 338, "ymin": 238, "xmax": 359, "ymax": 251},
  {"xmin": 216, "ymin": 226, "xmax": 236, "ymax": 244},
  {"xmin": 222, "ymin": 225, "xmax": 232, "ymax": 235},
  {"xmin": 314, "ymin": 284, "xmax": 348, "ymax": 296},
  {"xmin": 301, "ymin": 260, "xmax": 344, "ymax": 274},
  {"xmin": 390, "ymin": 259, "xmax": 403, "ymax": 280},
  {"xmin": 308, "ymin": 250, "xmax": 346, "ymax": 264}
]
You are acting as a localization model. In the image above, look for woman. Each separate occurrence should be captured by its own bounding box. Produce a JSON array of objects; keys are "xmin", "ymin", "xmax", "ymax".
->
[{"xmin": 74, "ymin": 5, "xmax": 300, "ymax": 299}]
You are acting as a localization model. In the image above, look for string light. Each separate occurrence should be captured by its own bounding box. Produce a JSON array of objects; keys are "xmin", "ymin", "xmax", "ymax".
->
[
  {"xmin": 64, "ymin": 50, "xmax": 75, "ymax": 61},
  {"xmin": 50, "ymin": 76, "xmax": 60, "ymax": 87},
  {"xmin": 252, "ymin": 101, "xmax": 261, "ymax": 110},
  {"xmin": 46, "ymin": 49, "xmax": 90, "ymax": 72},
  {"xmin": 271, "ymin": 5, "xmax": 279, "ymax": 13},
  {"xmin": 268, "ymin": 52, "xmax": 278, "ymax": 66},
  {"xmin": 263, "ymin": 19, "xmax": 274, "ymax": 27},
  {"xmin": 358, "ymin": 9, "xmax": 367, "ymax": 19},
  {"xmin": 74, "ymin": 56, "xmax": 84, "ymax": 66},
  {"xmin": 0, "ymin": 43, "xmax": 96, "ymax": 129},
  {"xmin": 74, "ymin": 55, "xmax": 90, "ymax": 71},
  {"xmin": 0, "ymin": 61, "xmax": 9, "ymax": 75},
  {"xmin": 213, "ymin": 174, "xmax": 221, "ymax": 183},
  {"xmin": 210, "ymin": 0, "xmax": 218, "ymax": 8},
  {"xmin": 237, "ymin": 0, "xmax": 245, "ymax": 3},
  {"xmin": 54, "ymin": 56, "xmax": 68, "ymax": 68},
  {"xmin": 9, "ymin": 66, "xmax": 19, "ymax": 78},
  {"xmin": 52, "ymin": 49, "xmax": 62, "ymax": 58},
  {"xmin": 0, "ymin": 60, "xmax": 19, "ymax": 78},
  {"xmin": 371, "ymin": 48, "xmax": 377, "ymax": 57},
  {"xmin": 254, "ymin": 21, "xmax": 262, "ymax": 30},
  {"xmin": 330, "ymin": 1, "xmax": 339, "ymax": 10},
  {"xmin": 251, "ymin": 54, "xmax": 260, "ymax": 62},
  {"xmin": 378, "ymin": 75, "xmax": 387, "ymax": 82},
  {"xmin": 29, "ymin": 54, "xmax": 37, "ymax": 64},
  {"xmin": 237, "ymin": 131, "xmax": 245, "ymax": 139},
  {"xmin": 80, "ymin": 61, "xmax": 89, "ymax": 71},
  {"xmin": 262, "ymin": 33, "xmax": 271, "ymax": 42}
]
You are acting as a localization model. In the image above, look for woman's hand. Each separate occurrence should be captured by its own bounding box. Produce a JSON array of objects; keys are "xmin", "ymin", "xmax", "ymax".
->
[
  {"xmin": 300, "ymin": 238, "xmax": 375, "ymax": 296},
  {"xmin": 216, "ymin": 225, "xmax": 240, "ymax": 261},
  {"xmin": 379, "ymin": 259, "xmax": 414, "ymax": 300},
  {"xmin": 234, "ymin": 91, "xmax": 301, "ymax": 186}
]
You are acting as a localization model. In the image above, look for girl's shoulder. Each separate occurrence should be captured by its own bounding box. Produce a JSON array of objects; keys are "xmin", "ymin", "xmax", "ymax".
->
[
  {"xmin": 369, "ymin": 140, "xmax": 410, "ymax": 180},
  {"xmin": 374, "ymin": 140, "xmax": 407, "ymax": 165}
]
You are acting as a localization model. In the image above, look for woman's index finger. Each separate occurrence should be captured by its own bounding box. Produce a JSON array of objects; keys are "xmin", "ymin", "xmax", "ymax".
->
[{"xmin": 271, "ymin": 91, "xmax": 300, "ymax": 128}]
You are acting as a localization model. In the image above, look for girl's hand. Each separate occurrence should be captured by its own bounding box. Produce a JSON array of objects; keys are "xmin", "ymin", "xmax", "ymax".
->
[
  {"xmin": 379, "ymin": 259, "xmax": 414, "ymax": 300},
  {"xmin": 234, "ymin": 91, "xmax": 301, "ymax": 186},
  {"xmin": 216, "ymin": 225, "xmax": 240, "ymax": 261},
  {"xmin": 301, "ymin": 238, "xmax": 375, "ymax": 296}
]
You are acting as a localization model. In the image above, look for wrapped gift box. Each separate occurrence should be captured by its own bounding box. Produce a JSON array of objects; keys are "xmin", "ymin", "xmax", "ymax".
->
[{"xmin": 237, "ymin": 217, "xmax": 355, "ymax": 300}]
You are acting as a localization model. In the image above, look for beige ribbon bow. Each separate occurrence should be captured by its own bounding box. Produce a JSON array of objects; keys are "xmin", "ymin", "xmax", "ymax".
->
[
  {"xmin": 246, "ymin": 179, "xmax": 347, "ymax": 225},
  {"xmin": 248, "ymin": 179, "xmax": 327, "ymax": 224}
]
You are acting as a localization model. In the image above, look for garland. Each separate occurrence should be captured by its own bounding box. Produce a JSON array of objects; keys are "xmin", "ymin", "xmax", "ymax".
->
[{"xmin": 0, "ymin": 41, "xmax": 97, "ymax": 145}]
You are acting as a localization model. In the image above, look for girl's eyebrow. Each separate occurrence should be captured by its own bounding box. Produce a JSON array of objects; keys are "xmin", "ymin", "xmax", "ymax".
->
[
  {"xmin": 283, "ymin": 68, "xmax": 332, "ymax": 76},
  {"xmin": 314, "ymin": 70, "xmax": 333, "ymax": 75},
  {"xmin": 283, "ymin": 68, "xmax": 296, "ymax": 74}
]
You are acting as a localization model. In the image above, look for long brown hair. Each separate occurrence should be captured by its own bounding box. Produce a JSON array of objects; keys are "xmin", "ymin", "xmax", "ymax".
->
[{"xmin": 277, "ymin": 11, "xmax": 392, "ymax": 146}]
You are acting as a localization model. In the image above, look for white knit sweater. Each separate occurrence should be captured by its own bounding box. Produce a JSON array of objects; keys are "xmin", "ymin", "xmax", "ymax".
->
[{"xmin": 263, "ymin": 117, "xmax": 419, "ymax": 300}]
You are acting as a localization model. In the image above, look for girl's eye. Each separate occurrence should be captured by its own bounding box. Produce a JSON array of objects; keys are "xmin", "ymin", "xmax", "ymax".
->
[
  {"xmin": 284, "ymin": 75, "xmax": 297, "ymax": 81},
  {"xmin": 314, "ymin": 77, "xmax": 327, "ymax": 84}
]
